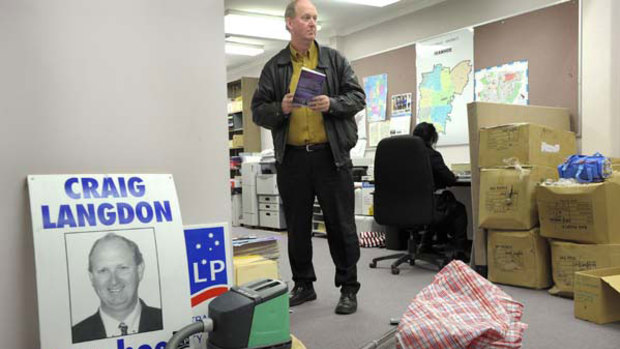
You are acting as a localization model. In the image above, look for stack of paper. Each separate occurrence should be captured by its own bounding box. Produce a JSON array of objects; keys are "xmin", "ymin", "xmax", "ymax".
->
[{"xmin": 232, "ymin": 235, "xmax": 280, "ymax": 261}]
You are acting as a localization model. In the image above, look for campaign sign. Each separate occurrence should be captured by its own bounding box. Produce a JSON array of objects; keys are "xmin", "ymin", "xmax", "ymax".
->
[
  {"xmin": 27, "ymin": 174, "xmax": 192, "ymax": 349},
  {"xmin": 183, "ymin": 224, "xmax": 233, "ymax": 349}
]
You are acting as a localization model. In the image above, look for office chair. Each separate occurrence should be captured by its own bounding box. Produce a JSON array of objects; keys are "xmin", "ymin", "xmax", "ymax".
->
[{"xmin": 369, "ymin": 135, "xmax": 450, "ymax": 274}]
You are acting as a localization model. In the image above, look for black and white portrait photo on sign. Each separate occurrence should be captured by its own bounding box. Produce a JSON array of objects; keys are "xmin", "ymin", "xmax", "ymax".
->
[{"xmin": 65, "ymin": 228, "xmax": 163, "ymax": 344}]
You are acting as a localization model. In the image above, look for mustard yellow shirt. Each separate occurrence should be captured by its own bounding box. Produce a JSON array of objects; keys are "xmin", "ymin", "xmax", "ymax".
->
[{"xmin": 287, "ymin": 42, "xmax": 327, "ymax": 145}]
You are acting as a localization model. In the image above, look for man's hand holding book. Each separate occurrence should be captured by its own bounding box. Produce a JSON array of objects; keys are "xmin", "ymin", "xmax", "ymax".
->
[
  {"xmin": 307, "ymin": 95, "xmax": 329, "ymax": 112},
  {"xmin": 282, "ymin": 93, "xmax": 329, "ymax": 113}
]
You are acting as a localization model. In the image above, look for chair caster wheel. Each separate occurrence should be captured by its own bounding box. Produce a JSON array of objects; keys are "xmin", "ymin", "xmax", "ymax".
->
[
  {"xmin": 391, "ymin": 267, "xmax": 400, "ymax": 275},
  {"xmin": 369, "ymin": 262, "xmax": 377, "ymax": 268}
]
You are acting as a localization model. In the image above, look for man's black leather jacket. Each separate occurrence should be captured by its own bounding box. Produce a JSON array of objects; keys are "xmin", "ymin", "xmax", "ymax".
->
[{"xmin": 251, "ymin": 42, "xmax": 365, "ymax": 168}]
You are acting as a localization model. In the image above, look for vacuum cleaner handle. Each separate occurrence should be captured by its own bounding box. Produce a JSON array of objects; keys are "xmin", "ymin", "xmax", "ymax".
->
[{"xmin": 165, "ymin": 318, "xmax": 214, "ymax": 349}]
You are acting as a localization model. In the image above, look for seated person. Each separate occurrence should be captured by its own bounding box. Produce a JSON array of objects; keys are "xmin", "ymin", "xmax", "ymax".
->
[{"xmin": 413, "ymin": 122, "xmax": 468, "ymax": 261}]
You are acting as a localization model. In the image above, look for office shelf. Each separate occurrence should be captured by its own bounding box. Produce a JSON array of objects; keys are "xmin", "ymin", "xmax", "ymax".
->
[{"xmin": 227, "ymin": 77, "xmax": 261, "ymax": 181}]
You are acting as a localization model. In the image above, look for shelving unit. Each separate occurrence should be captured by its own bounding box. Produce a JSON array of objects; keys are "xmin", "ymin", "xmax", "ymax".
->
[
  {"xmin": 228, "ymin": 77, "xmax": 261, "ymax": 227},
  {"xmin": 227, "ymin": 77, "xmax": 261, "ymax": 182}
]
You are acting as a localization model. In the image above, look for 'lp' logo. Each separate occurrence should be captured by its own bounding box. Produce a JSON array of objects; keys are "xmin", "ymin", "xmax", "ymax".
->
[{"xmin": 184, "ymin": 225, "xmax": 230, "ymax": 307}]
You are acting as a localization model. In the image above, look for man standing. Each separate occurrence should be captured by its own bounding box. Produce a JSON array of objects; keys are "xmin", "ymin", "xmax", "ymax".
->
[
  {"xmin": 72, "ymin": 233, "xmax": 162, "ymax": 343},
  {"xmin": 252, "ymin": 0, "xmax": 365, "ymax": 315}
]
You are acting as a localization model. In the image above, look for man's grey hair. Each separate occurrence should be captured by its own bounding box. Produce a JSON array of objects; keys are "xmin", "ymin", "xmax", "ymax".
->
[
  {"xmin": 284, "ymin": 0, "xmax": 298, "ymax": 31},
  {"xmin": 88, "ymin": 233, "xmax": 144, "ymax": 272}
]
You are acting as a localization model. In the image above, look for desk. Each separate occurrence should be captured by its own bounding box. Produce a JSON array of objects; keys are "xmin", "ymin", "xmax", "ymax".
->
[
  {"xmin": 448, "ymin": 181, "xmax": 474, "ymax": 255},
  {"xmin": 453, "ymin": 176, "xmax": 471, "ymax": 187}
]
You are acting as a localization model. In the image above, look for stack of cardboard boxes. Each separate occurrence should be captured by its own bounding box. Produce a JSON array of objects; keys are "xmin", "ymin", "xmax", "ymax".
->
[
  {"xmin": 478, "ymin": 123, "xmax": 576, "ymax": 289},
  {"xmin": 536, "ymin": 174, "xmax": 620, "ymax": 299}
]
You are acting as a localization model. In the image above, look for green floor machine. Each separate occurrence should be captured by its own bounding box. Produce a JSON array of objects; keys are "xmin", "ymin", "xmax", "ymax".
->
[{"xmin": 166, "ymin": 278, "xmax": 292, "ymax": 349}]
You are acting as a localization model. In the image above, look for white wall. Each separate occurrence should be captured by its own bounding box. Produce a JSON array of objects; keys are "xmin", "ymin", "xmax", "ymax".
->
[
  {"xmin": 0, "ymin": 1, "xmax": 229, "ymax": 347},
  {"xmin": 581, "ymin": 0, "xmax": 620, "ymax": 157},
  {"xmin": 338, "ymin": 0, "xmax": 564, "ymax": 61}
]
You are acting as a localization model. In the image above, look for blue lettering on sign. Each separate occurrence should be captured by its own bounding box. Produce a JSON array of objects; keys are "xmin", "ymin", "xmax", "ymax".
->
[
  {"xmin": 136, "ymin": 201, "xmax": 154, "ymax": 223},
  {"xmin": 117, "ymin": 202, "xmax": 135, "ymax": 224},
  {"xmin": 184, "ymin": 226, "xmax": 229, "ymax": 303},
  {"xmin": 63, "ymin": 176, "xmax": 146, "ymax": 199},
  {"xmin": 41, "ymin": 201, "xmax": 172, "ymax": 229},
  {"xmin": 116, "ymin": 339, "xmax": 167, "ymax": 349},
  {"xmin": 41, "ymin": 176, "xmax": 173, "ymax": 228},
  {"xmin": 98, "ymin": 203, "xmax": 116, "ymax": 225},
  {"xmin": 76, "ymin": 204, "xmax": 97, "ymax": 226}
]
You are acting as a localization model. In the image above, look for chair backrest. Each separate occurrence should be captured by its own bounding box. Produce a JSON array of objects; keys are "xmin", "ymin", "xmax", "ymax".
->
[{"xmin": 373, "ymin": 135, "xmax": 435, "ymax": 228}]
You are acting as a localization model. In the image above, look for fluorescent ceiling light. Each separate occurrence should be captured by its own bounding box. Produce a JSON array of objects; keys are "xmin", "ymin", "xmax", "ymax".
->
[
  {"xmin": 225, "ymin": 35, "xmax": 265, "ymax": 46},
  {"xmin": 338, "ymin": 0, "xmax": 401, "ymax": 7},
  {"xmin": 224, "ymin": 10, "xmax": 321, "ymax": 41},
  {"xmin": 225, "ymin": 11, "xmax": 290, "ymax": 41},
  {"xmin": 225, "ymin": 42, "xmax": 264, "ymax": 56}
]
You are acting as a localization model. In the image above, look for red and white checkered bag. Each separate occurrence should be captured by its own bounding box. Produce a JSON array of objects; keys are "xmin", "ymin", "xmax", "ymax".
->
[
  {"xmin": 358, "ymin": 231, "xmax": 386, "ymax": 248},
  {"xmin": 396, "ymin": 260, "xmax": 527, "ymax": 349}
]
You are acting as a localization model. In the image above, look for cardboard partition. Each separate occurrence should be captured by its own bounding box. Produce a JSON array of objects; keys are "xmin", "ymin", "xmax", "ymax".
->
[
  {"xmin": 574, "ymin": 266, "xmax": 620, "ymax": 324},
  {"xmin": 233, "ymin": 255, "xmax": 279, "ymax": 286},
  {"xmin": 549, "ymin": 240, "xmax": 620, "ymax": 297},
  {"xmin": 479, "ymin": 123, "xmax": 576, "ymax": 168},
  {"xmin": 537, "ymin": 175, "xmax": 620, "ymax": 244},
  {"xmin": 488, "ymin": 228, "xmax": 551, "ymax": 289},
  {"xmin": 479, "ymin": 166, "xmax": 557, "ymax": 230},
  {"xmin": 467, "ymin": 102, "xmax": 571, "ymax": 266}
]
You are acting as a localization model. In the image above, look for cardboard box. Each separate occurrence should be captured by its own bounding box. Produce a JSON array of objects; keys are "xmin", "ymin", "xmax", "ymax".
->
[
  {"xmin": 487, "ymin": 228, "xmax": 551, "ymax": 289},
  {"xmin": 479, "ymin": 123, "xmax": 576, "ymax": 168},
  {"xmin": 232, "ymin": 134, "xmax": 244, "ymax": 148},
  {"xmin": 549, "ymin": 240, "xmax": 620, "ymax": 297},
  {"xmin": 467, "ymin": 102, "xmax": 571, "ymax": 266},
  {"xmin": 611, "ymin": 158, "xmax": 620, "ymax": 172},
  {"xmin": 537, "ymin": 175, "xmax": 620, "ymax": 243},
  {"xmin": 479, "ymin": 166, "xmax": 557, "ymax": 230},
  {"xmin": 233, "ymin": 255, "xmax": 279, "ymax": 286},
  {"xmin": 574, "ymin": 267, "xmax": 620, "ymax": 324}
]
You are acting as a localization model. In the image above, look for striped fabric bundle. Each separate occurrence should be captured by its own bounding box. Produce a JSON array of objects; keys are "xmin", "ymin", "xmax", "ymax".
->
[
  {"xmin": 358, "ymin": 231, "xmax": 386, "ymax": 248},
  {"xmin": 396, "ymin": 260, "xmax": 527, "ymax": 349}
]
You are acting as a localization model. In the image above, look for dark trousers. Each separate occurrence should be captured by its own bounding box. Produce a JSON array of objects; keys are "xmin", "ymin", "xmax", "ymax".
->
[
  {"xmin": 276, "ymin": 146, "xmax": 360, "ymax": 294},
  {"xmin": 431, "ymin": 191, "xmax": 468, "ymax": 250}
]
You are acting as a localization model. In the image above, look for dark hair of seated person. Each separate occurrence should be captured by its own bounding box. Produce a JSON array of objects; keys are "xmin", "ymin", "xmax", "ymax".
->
[{"xmin": 413, "ymin": 122, "xmax": 438, "ymax": 148}]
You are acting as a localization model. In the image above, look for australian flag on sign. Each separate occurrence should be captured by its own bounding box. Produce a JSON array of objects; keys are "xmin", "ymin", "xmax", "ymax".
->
[{"xmin": 184, "ymin": 226, "xmax": 230, "ymax": 307}]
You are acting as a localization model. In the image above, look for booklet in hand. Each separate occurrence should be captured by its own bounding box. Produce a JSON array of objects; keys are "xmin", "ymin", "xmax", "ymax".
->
[{"xmin": 292, "ymin": 67, "xmax": 326, "ymax": 106}]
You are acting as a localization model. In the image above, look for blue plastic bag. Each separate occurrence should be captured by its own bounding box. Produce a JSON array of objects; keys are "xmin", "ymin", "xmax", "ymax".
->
[{"xmin": 558, "ymin": 153, "xmax": 613, "ymax": 183}]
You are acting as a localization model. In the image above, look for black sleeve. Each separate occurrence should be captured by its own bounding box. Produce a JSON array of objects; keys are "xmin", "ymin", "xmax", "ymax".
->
[
  {"xmin": 429, "ymin": 148, "xmax": 457, "ymax": 189},
  {"xmin": 327, "ymin": 52, "xmax": 366, "ymax": 119},
  {"xmin": 251, "ymin": 64, "xmax": 288, "ymax": 130}
]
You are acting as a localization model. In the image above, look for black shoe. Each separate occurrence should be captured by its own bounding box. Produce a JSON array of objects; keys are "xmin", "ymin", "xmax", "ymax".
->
[
  {"xmin": 335, "ymin": 292, "xmax": 357, "ymax": 315},
  {"xmin": 289, "ymin": 283, "xmax": 317, "ymax": 307}
]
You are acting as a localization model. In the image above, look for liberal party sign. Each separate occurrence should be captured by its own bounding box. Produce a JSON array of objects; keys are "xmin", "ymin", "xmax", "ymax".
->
[
  {"xmin": 28, "ymin": 174, "xmax": 192, "ymax": 349},
  {"xmin": 183, "ymin": 224, "xmax": 233, "ymax": 349}
]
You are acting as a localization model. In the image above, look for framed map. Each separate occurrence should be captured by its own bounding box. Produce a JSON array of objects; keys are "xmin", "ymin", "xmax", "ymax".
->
[
  {"xmin": 416, "ymin": 28, "xmax": 474, "ymax": 145},
  {"xmin": 475, "ymin": 60, "xmax": 529, "ymax": 105},
  {"xmin": 363, "ymin": 73, "xmax": 388, "ymax": 122}
]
